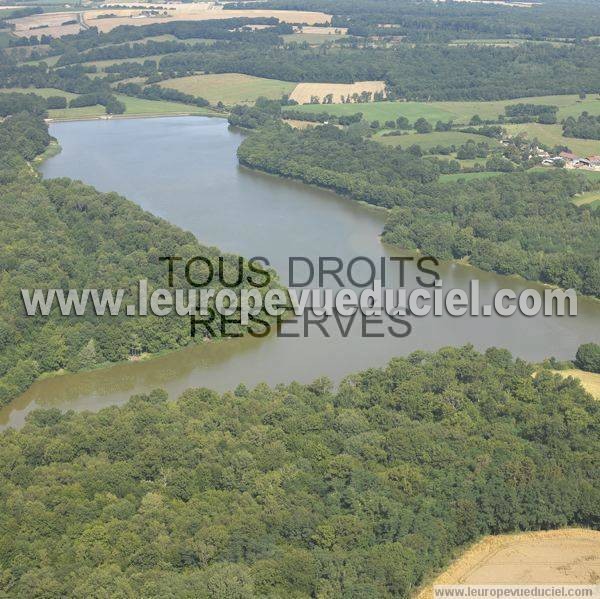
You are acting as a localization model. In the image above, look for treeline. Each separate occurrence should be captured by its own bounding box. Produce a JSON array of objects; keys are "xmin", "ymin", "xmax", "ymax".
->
[
  {"xmin": 0, "ymin": 110, "xmax": 277, "ymax": 406},
  {"xmin": 237, "ymin": 122, "xmax": 599, "ymax": 296},
  {"xmin": 0, "ymin": 63, "xmax": 107, "ymax": 96},
  {"xmin": 56, "ymin": 39, "xmax": 195, "ymax": 67},
  {"xmin": 35, "ymin": 17, "xmax": 287, "ymax": 52},
  {"xmin": 504, "ymin": 103, "xmax": 558, "ymax": 124},
  {"xmin": 0, "ymin": 111, "xmax": 51, "ymax": 180},
  {"xmin": 115, "ymin": 82, "xmax": 210, "ymax": 108},
  {"xmin": 283, "ymin": 107, "xmax": 363, "ymax": 125},
  {"xmin": 0, "ymin": 76, "xmax": 124, "ymax": 116},
  {"xmin": 157, "ymin": 43, "xmax": 600, "ymax": 101},
  {"xmin": 4, "ymin": 25, "xmax": 600, "ymax": 103},
  {"xmin": 229, "ymin": 98, "xmax": 285, "ymax": 129},
  {"xmin": 0, "ymin": 346, "xmax": 598, "ymax": 596},
  {"xmin": 69, "ymin": 91, "xmax": 125, "ymax": 114},
  {"xmin": 226, "ymin": 0, "xmax": 600, "ymax": 40},
  {"xmin": 562, "ymin": 112, "xmax": 600, "ymax": 140},
  {"xmin": 0, "ymin": 91, "xmax": 67, "ymax": 116},
  {"xmin": 382, "ymin": 172, "xmax": 599, "ymax": 296}
]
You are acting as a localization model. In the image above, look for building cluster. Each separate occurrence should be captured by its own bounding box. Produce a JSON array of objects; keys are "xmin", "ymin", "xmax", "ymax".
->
[{"xmin": 539, "ymin": 150, "xmax": 600, "ymax": 170}]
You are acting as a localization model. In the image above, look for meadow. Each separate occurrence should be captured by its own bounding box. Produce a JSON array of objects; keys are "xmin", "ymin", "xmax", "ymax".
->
[
  {"xmin": 287, "ymin": 94, "xmax": 600, "ymax": 124},
  {"xmin": 504, "ymin": 122, "xmax": 600, "ymax": 155},
  {"xmin": 572, "ymin": 190, "xmax": 600, "ymax": 208},
  {"xmin": 375, "ymin": 130, "xmax": 502, "ymax": 150},
  {"xmin": 1, "ymin": 86, "xmax": 78, "ymax": 100},
  {"xmin": 47, "ymin": 94, "xmax": 217, "ymax": 119},
  {"xmin": 159, "ymin": 73, "xmax": 296, "ymax": 105},
  {"xmin": 1, "ymin": 87, "xmax": 217, "ymax": 118}
]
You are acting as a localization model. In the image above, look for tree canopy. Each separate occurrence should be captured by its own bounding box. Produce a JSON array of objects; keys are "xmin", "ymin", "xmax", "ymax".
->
[{"xmin": 0, "ymin": 346, "xmax": 598, "ymax": 597}]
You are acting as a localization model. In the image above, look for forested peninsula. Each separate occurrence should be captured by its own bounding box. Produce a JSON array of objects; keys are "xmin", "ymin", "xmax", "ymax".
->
[
  {"xmin": 236, "ymin": 120, "xmax": 600, "ymax": 298},
  {"xmin": 0, "ymin": 107, "xmax": 279, "ymax": 407}
]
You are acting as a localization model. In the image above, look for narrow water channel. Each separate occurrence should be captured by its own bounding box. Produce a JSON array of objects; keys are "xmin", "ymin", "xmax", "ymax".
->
[{"xmin": 1, "ymin": 116, "xmax": 598, "ymax": 429}]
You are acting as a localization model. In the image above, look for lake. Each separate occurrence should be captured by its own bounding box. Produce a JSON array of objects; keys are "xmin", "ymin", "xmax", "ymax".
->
[{"xmin": 1, "ymin": 116, "xmax": 598, "ymax": 428}]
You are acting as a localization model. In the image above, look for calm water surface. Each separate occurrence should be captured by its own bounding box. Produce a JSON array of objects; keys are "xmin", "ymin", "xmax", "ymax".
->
[{"xmin": 1, "ymin": 116, "xmax": 598, "ymax": 428}]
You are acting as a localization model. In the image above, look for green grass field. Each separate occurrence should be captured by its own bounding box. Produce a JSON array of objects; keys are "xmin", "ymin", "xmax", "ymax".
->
[
  {"xmin": 288, "ymin": 101, "xmax": 455, "ymax": 124},
  {"xmin": 159, "ymin": 73, "xmax": 296, "ymax": 105},
  {"xmin": 572, "ymin": 189, "xmax": 600, "ymax": 206},
  {"xmin": 47, "ymin": 94, "xmax": 218, "ymax": 119},
  {"xmin": 81, "ymin": 54, "xmax": 167, "ymax": 71},
  {"xmin": 504, "ymin": 123, "xmax": 600, "ymax": 155},
  {"xmin": 21, "ymin": 54, "xmax": 61, "ymax": 67},
  {"xmin": 375, "ymin": 130, "xmax": 501, "ymax": 150},
  {"xmin": 576, "ymin": 170, "xmax": 600, "ymax": 181},
  {"xmin": 286, "ymin": 94, "xmax": 600, "ymax": 125},
  {"xmin": 1, "ymin": 87, "xmax": 219, "ymax": 118},
  {"xmin": 0, "ymin": 86, "xmax": 77, "ymax": 100}
]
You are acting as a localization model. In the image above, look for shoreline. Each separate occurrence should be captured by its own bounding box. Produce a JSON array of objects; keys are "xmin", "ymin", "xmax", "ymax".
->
[
  {"xmin": 4, "ymin": 116, "xmax": 593, "ymax": 427},
  {"xmin": 238, "ymin": 161, "xmax": 600, "ymax": 304},
  {"xmin": 45, "ymin": 110, "xmax": 225, "ymax": 124}
]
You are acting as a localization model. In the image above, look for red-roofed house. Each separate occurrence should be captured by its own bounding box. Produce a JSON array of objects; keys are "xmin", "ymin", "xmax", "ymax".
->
[{"xmin": 560, "ymin": 151, "xmax": 578, "ymax": 161}]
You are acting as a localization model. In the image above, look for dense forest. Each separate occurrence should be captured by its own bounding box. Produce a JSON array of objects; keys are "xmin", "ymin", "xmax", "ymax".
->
[
  {"xmin": 236, "ymin": 121, "xmax": 599, "ymax": 297},
  {"xmin": 0, "ymin": 110, "xmax": 279, "ymax": 407},
  {"xmin": 157, "ymin": 43, "xmax": 600, "ymax": 101},
  {"xmin": 0, "ymin": 346, "xmax": 598, "ymax": 597},
  {"xmin": 562, "ymin": 112, "xmax": 600, "ymax": 140},
  {"xmin": 226, "ymin": 0, "xmax": 600, "ymax": 40},
  {"xmin": 2, "ymin": 26, "xmax": 600, "ymax": 102},
  {"xmin": 0, "ymin": 3, "xmax": 599, "ymax": 596}
]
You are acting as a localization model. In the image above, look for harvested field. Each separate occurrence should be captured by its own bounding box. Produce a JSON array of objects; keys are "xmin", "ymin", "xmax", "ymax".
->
[
  {"xmin": 82, "ymin": 4, "xmax": 330, "ymax": 33},
  {"xmin": 417, "ymin": 529, "xmax": 600, "ymax": 599},
  {"xmin": 159, "ymin": 73, "xmax": 295, "ymax": 105},
  {"xmin": 8, "ymin": 11, "xmax": 83, "ymax": 38},
  {"xmin": 289, "ymin": 81, "xmax": 386, "ymax": 105},
  {"xmin": 551, "ymin": 369, "xmax": 600, "ymax": 399}
]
